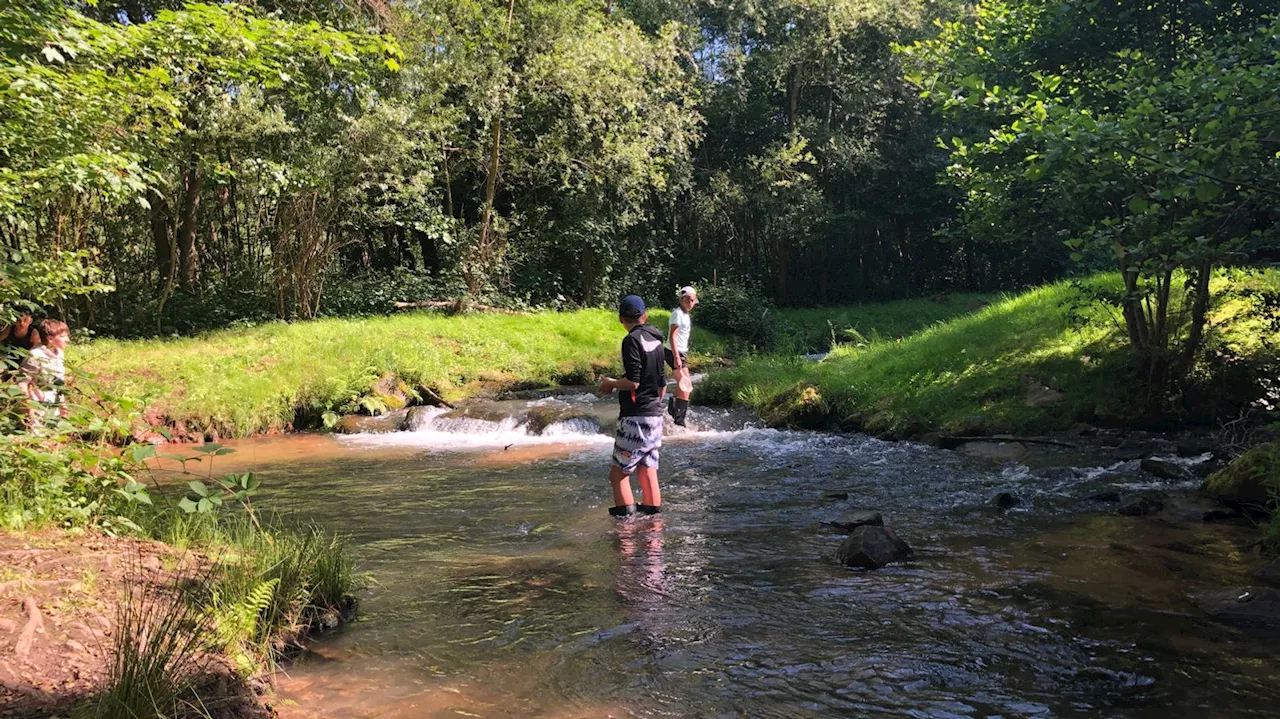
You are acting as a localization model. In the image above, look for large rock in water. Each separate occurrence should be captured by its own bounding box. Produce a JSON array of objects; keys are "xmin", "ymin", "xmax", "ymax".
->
[
  {"xmin": 1255, "ymin": 559, "xmax": 1280, "ymax": 586},
  {"xmin": 333, "ymin": 409, "xmax": 409, "ymax": 434},
  {"xmin": 1140, "ymin": 457, "xmax": 1195, "ymax": 483},
  {"xmin": 759, "ymin": 383, "xmax": 831, "ymax": 429},
  {"xmin": 1202, "ymin": 442, "xmax": 1280, "ymax": 510},
  {"xmin": 825, "ymin": 511, "xmax": 884, "ymax": 532},
  {"xmin": 1192, "ymin": 587, "xmax": 1280, "ymax": 639},
  {"xmin": 836, "ymin": 525, "xmax": 913, "ymax": 570},
  {"xmin": 1117, "ymin": 495, "xmax": 1164, "ymax": 517}
]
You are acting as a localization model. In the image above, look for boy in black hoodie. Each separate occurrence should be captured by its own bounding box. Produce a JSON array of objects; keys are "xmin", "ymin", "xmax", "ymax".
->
[{"xmin": 597, "ymin": 295, "xmax": 667, "ymax": 517}]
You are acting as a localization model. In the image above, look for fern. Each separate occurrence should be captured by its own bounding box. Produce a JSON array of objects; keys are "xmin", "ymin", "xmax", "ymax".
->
[{"xmin": 205, "ymin": 578, "xmax": 279, "ymax": 676}]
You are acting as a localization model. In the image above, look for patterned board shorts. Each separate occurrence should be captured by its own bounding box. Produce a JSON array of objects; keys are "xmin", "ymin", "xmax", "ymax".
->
[{"xmin": 612, "ymin": 416, "xmax": 664, "ymax": 474}]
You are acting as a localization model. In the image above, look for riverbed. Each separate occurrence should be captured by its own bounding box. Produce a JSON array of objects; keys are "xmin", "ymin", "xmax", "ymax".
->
[{"xmin": 210, "ymin": 396, "xmax": 1278, "ymax": 718}]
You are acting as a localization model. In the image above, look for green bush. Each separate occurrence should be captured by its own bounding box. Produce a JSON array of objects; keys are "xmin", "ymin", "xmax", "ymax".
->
[{"xmin": 693, "ymin": 277, "xmax": 778, "ymax": 350}]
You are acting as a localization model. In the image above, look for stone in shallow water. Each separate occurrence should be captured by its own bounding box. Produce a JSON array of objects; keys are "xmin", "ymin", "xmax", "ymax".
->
[
  {"xmin": 1193, "ymin": 587, "xmax": 1280, "ymax": 639},
  {"xmin": 1255, "ymin": 559, "xmax": 1280, "ymax": 586},
  {"xmin": 990, "ymin": 492, "xmax": 1021, "ymax": 511},
  {"xmin": 1117, "ymin": 495, "xmax": 1164, "ymax": 516},
  {"xmin": 334, "ymin": 410, "xmax": 408, "ymax": 434},
  {"xmin": 1141, "ymin": 457, "xmax": 1195, "ymax": 482},
  {"xmin": 1086, "ymin": 490, "xmax": 1121, "ymax": 503},
  {"xmin": 825, "ymin": 511, "xmax": 883, "ymax": 532},
  {"xmin": 835, "ymin": 525, "xmax": 913, "ymax": 570}
]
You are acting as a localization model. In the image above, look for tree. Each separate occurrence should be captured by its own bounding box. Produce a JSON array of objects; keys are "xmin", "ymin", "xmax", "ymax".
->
[{"xmin": 907, "ymin": 2, "xmax": 1280, "ymax": 387}]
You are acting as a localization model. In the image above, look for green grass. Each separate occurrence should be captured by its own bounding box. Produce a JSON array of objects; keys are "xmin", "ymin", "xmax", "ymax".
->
[
  {"xmin": 75, "ymin": 308, "xmax": 721, "ymax": 437},
  {"xmin": 773, "ymin": 293, "xmax": 1001, "ymax": 353},
  {"xmin": 701, "ymin": 273, "xmax": 1280, "ymax": 438}
]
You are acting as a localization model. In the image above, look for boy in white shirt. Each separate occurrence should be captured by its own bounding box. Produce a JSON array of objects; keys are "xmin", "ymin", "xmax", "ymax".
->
[
  {"xmin": 665, "ymin": 286, "xmax": 697, "ymax": 426},
  {"xmin": 18, "ymin": 319, "xmax": 70, "ymax": 428}
]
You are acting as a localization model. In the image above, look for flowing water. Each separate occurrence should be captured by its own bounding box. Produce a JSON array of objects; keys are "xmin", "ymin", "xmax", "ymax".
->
[{"xmin": 213, "ymin": 393, "xmax": 1279, "ymax": 718}]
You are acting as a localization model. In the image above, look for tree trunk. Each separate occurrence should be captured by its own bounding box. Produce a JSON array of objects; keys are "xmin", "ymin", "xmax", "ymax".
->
[
  {"xmin": 415, "ymin": 228, "xmax": 440, "ymax": 276},
  {"xmin": 177, "ymin": 155, "xmax": 203, "ymax": 292},
  {"xmin": 1180, "ymin": 261, "xmax": 1213, "ymax": 371},
  {"xmin": 149, "ymin": 189, "xmax": 173, "ymax": 287},
  {"xmin": 473, "ymin": 0, "xmax": 517, "ymax": 294}
]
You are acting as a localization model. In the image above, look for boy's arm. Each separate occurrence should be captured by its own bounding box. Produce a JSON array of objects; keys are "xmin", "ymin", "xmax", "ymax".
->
[
  {"xmin": 599, "ymin": 336, "xmax": 643, "ymax": 393},
  {"xmin": 667, "ymin": 324, "xmax": 682, "ymax": 370}
]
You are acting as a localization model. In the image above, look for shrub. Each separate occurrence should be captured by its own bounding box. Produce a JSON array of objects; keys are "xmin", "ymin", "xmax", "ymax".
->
[{"xmin": 693, "ymin": 277, "xmax": 778, "ymax": 350}]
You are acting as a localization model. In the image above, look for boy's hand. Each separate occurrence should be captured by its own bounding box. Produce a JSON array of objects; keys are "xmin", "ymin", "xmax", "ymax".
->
[{"xmin": 597, "ymin": 377, "xmax": 615, "ymax": 394}]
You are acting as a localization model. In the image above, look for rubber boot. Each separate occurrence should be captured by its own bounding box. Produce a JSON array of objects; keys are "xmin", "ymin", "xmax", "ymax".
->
[
  {"xmin": 637, "ymin": 504, "xmax": 662, "ymax": 515},
  {"xmin": 608, "ymin": 503, "xmax": 637, "ymax": 518},
  {"xmin": 671, "ymin": 398, "xmax": 690, "ymax": 427}
]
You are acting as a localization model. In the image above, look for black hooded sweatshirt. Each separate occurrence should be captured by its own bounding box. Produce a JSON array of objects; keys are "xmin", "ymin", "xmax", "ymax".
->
[{"xmin": 618, "ymin": 323, "xmax": 667, "ymax": 417}]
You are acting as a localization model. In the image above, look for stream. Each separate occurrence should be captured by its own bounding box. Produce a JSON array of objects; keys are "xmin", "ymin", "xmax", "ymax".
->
[{"xmin": 210, "ymin": 392, "xmax": 1279, "ymax": 718}]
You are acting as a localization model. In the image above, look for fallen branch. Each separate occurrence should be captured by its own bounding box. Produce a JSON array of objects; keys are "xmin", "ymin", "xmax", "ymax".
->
[
  {"xmin": 420, "ymin": 385, "xmax": 455, "ymax": 409},
  {"xmin": 393, "ymin": 299, "xmax": 521, "ymax": 315},
  {"xmin": 15, "ymin": 597, "xmax": 43, "ymax": 663}
]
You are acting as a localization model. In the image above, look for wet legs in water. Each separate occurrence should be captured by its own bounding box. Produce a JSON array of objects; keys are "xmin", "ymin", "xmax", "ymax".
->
[{"xmin": 609, "ymin": 465, "xmax": 661, "ymax": 516}]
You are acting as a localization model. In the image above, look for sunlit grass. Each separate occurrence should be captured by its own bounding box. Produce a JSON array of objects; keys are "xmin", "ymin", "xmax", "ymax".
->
[
  {"xmin": 701, "ymin": 272, "xmax": 1280, "ymax": 436},
  {"xmin": 75, "ymin": 308, "xmax": 721, "ymax": 437}
]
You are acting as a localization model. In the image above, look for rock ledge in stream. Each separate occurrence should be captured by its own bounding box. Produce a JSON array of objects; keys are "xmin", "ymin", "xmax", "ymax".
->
[
  {"xmin": 990, "ymin": 492, "xmax": 1021, "ymax": 511},
  {"xmin": 333, "ymin": 409, "xmax": 409, "ymax": 434},
  {"xmin": 1256, "ymin": 559, "xmax": 1280, "ymax": 586},
  {"xmin": 1118, "ymin": 495, "xmax": 1165, "ymax": 517},
  {"xmin": 823, "ymin": 511, "xmax": 884, "ymax": 532},
  {"xmin": 1192, "ymin": 587, "xmax": 1280, "ymax": 639},
  {"xmin": 1141, "ymin": 457, "xmax": 1195, "ymax": 483},
  {"xmin": 836, "ymin": 525, "xmax": 913, "ymax": 570}
]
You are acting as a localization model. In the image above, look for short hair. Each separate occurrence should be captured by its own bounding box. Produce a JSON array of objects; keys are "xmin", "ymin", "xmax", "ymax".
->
[{"xmin": 36, "ymin": 319, "xmax": 69, "ymax": 343}]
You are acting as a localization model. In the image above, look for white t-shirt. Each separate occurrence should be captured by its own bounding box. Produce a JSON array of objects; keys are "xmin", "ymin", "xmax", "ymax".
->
[
  {"xmin": 20, "ymin": 346, "xmax": 65, "ymax": 404},
  {"xmin": 669, "ymin": 307, "xmax": 692, "ymax": 354}
]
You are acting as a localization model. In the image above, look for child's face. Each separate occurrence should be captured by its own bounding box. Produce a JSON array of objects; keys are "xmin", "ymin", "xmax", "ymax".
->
[{"xmin": 48, "ymin": 332, "xmax": 69, "ymax": 351}]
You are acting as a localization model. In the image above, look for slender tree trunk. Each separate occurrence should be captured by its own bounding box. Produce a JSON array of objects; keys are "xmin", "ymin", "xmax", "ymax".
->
[
  {"xmin": 149, "ymin": 189, "xmax": 173, "ymax": 286},
  {"xmin": 177, "ymin": 154, "xmax": 203, "ymax": 292},
  {"xmin": 415, "ymin": 229, "xmax": 440, "ymax": 276},
  {"xmin": 474, "ymin": 0, "xmax": 517, "ymax": 294},
  {"xmin": 1181, "ymin": 261, "xmax": 1213, "ymax": 370}
]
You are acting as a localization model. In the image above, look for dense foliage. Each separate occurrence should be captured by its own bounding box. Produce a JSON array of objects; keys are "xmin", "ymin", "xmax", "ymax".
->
[{"xmin": 905, "ymin": 0, "xmax": 1280, "ymax": 387}]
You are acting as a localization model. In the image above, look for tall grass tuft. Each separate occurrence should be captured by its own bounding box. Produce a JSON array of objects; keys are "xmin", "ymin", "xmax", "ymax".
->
[{"xmin": 85, "ymin": 559, "xmax": 212, "ymax": 719}]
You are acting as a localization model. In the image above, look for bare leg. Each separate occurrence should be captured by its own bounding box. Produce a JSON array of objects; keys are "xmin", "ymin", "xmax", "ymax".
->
[
  {"xmin": 610, "ymin": 465, "xmax": 635, "ymax": 506},
  {"xmin": 636, "ymin": 465, "xmax": 661, "ymax": 508}
]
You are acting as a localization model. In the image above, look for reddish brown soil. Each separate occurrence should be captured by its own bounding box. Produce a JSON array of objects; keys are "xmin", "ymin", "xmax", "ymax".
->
[{"xmin": 0, "ymin": 530, "xmax": 269, "ymax": 719}]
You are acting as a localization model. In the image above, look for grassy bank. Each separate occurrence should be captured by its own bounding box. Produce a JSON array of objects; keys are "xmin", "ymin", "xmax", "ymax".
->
[
  {"xmin": 773, "ymin": 293, "xmax": 999, "ymax": 353},
  {"xmin": 0, "ymin": 420, "xmax": 360, "ymax": 717},
  {"xmin": 700, "ymin": 274, "xmax": 1280, "ymax": 437},
  {"xmin": 76, "ymin": 308, "xmax": 717, "ymax": 437}
]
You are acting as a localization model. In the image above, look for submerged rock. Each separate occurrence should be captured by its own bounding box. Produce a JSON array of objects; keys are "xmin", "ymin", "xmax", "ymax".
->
[
  {"xmin": 1193, "ymin": 587, "xmax": 1280, "ymax": 639},
  {"xmin": 1202, "ymin": 442, "xmax": 1280, "ymax": 510},
  {"xmin": 1117, "ymin": 495, "xmax": 1165, "ymax": 517},
  {"xmin": 333, "ymin": 409, "xmax": 409, "ymax": 435},
  {"xmin": 1141, "ymin": 457, "xmax": 1195, "ymax": 482},
  {"xmin": 443, "ymin": 400, "xmax": 511, "ymax": 423},
  {"xmin": 835, "ymin": 525, "xmax": 913, "ymax": 570},
  {"xmin": 1202, "ymin": 507, "xmax": 1246, "ymax": 523},
  {"xmin": 1255, "ymin": 559, "xmax": 1280, "ymax": 586},
  {"xmin": 990, "ymin": 492, "xmax": 1021, "ymax": 511},
  {"xmin": 1086, "ymin": 490, "xmax": 1121, "ymax": 503},
  {"xmin": 824, "ymin": 511, "xmax": 884, "ymax": 532},
  {"xmin": 523, "ymin": 405, "xmax": 601, "ymax": 436},
  {"xmin": 958, "ymin": 441, "xmax": 1029, "ymax": 462},
  {"xmin": 823, "ymin": 491, "xmax": 850, "ymax": 501},
  {"xmin": 405, "ymin": 405, "xmax": 440, "ymax": 431}
]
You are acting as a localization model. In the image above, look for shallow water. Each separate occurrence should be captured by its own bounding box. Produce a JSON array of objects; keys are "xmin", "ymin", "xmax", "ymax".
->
[{"xmin": 216, "ymin": 397, "xmax": 1279, "ymax": 718}]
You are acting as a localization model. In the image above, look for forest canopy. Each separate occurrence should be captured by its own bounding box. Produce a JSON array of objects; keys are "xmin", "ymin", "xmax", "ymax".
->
[{"xmin": 2, "ymin": 0, "xmax": 1278, "ymax": 342}]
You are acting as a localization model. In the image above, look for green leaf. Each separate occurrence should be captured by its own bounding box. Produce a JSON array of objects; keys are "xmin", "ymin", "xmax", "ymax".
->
[
  {"xmin": 187, "ymin": 481, "xmax": 210, "ymax": 497},
  {"xmin": 194, "ymin": 443, "xmax": 223, "ymax": 454},
  {"xmin": 178, "ymin": 497, "xmax": 198, "ymax": 513},
  {"xmin": 1195, "ymin": 181, "xmax": 1222, "ymax": 202},
  {"xmin": 1128, "ymin": 197, "xmax": 1150, "ymax": 214},
  {"xmin": 214, "ymin": 447, "xmax": 235, "ymax": 456},
  {"xmin": 130, "ymin": 444, "xmax": 156, "ymax": 463}
]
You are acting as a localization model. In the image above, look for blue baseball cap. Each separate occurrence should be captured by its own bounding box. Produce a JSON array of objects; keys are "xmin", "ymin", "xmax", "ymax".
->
[{"xmin": 619, "ymin": 295, "xmax": 646, "ymax": 319}]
